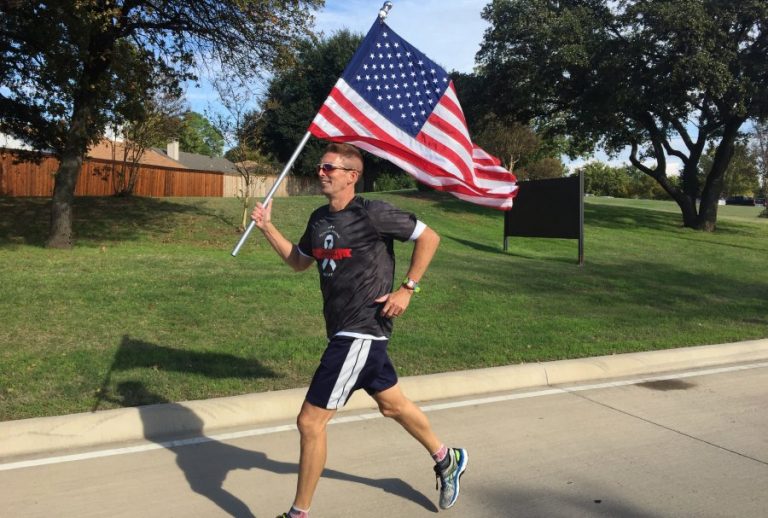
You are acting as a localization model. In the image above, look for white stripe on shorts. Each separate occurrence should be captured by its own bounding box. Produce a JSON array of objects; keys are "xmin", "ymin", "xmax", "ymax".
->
[{"xmin": 327, "ymin": 338, "xmax": 371, "ymax": 409}]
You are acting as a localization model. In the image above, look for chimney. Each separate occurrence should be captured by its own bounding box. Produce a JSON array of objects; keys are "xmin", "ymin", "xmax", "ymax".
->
[{"xmin": 167, "ymin": 141, "xmax": 179, "ymax": 161}]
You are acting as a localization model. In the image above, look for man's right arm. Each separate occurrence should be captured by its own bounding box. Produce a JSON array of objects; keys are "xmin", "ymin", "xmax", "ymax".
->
[{"xmin": 251, "ymin": 201, "xmax": 314, "ymax": 272}]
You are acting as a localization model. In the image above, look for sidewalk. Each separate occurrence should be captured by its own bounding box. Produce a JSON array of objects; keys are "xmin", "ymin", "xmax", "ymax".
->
[{"xmin": 2, "ymin": 338, "xmax": 767, "ymax": 460}]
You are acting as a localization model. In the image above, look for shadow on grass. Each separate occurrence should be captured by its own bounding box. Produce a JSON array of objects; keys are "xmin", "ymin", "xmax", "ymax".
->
[
  {"xmin": 107, "ymin": 381, "xmax": 437, "ymax": 516},
  {"xmin": 0, "ymin": 196, "xmax": 236, "ymax": 248},
  {"xmin": 464, "ymin": 254, "xmax": 768, "ymax": 343},
  {"xmin": 94, "ymin": 335, "xmax": 278, "ymax": 410}
]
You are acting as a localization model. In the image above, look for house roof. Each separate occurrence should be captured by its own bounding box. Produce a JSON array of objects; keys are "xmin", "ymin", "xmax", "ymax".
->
[
  {"xmin": 88, "ymin": 140, "xmax": 185, "ymax": 169},
  {"xmin": 154, "ymin": 148, "xmax": 238, "ymax": 175}
]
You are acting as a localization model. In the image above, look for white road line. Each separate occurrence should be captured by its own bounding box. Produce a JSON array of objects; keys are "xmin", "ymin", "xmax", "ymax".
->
[{"xmin": 2, "ymin": 361, "xmax": 766, "ymax": 472}]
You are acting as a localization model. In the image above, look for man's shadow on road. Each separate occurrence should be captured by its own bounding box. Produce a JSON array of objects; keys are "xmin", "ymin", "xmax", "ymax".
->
[{"xmin": 99, "ymin": 338, "xmax": 437, "ymax": 516}]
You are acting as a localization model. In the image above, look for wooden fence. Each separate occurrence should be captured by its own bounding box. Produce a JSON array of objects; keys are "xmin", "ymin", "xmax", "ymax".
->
[{"xmin": 0, "ymin": 150, "xmax": 320, "ymax": 198}]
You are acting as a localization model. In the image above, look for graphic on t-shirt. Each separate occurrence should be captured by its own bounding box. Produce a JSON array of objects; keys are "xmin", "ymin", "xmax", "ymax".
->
[{"xmin": 312, "ymin": 227, "xmax": 352, "ymax": 276}]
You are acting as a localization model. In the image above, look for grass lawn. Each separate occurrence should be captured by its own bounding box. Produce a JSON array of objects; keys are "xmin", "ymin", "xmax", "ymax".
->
[{"xmin": 0, "ymin": 192, "xmax": 766, "ymax": 421}]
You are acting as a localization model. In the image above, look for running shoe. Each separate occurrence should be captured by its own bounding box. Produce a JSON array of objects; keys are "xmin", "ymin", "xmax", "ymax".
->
[{"xmin": 434, "ymin": 447, "xmax": 468, "ymax": 509}]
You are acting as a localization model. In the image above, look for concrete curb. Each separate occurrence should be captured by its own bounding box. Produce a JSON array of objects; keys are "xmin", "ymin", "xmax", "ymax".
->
[{"xmin": 2, "ymin": 338, "xmax": 767, "ymax": 460}]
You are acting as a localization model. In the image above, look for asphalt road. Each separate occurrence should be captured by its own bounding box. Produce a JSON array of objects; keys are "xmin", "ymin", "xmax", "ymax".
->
[{"xmin": 2, "ymin": 363, "xmax": 766, "ymax": 517}]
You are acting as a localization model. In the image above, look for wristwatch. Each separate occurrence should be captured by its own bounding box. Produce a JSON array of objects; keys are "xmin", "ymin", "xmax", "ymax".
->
[{"xmin": 402, "ymin": 277, "xmax": 421, "ymax": 293}]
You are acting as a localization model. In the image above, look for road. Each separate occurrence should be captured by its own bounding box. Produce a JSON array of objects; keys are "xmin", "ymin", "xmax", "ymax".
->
[{"xmin": 1, "ymin": 363, "xmax": 767, "ymax": 517}]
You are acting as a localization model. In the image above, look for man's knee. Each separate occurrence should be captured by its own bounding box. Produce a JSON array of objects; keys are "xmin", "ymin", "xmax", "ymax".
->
[
  {"xmin": 377, "ymin": 400, "xmax": 402, "ymax": 419},
  {"xmin": 297, "ymin": 402, "xmax": 333, "ymax": 437},
  {"xmin": 377, "ymin": 393, "xmax": 413, "ymax": 419}
]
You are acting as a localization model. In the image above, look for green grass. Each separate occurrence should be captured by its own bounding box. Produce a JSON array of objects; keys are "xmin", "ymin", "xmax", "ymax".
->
[{"xmin": 0, "ymin": 193, "xmax": 766, "ymax": 421}]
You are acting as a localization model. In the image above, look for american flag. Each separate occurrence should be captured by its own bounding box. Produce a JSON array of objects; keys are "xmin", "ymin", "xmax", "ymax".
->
[{"xmin": 309, "ymin": 20, "xmax": 518, "ymax": 210}]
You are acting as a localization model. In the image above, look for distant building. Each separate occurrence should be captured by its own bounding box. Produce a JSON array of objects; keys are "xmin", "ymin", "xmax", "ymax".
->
[{"xmin": 155, "ymin": 141, "xmax": 238, "ymax": 175}]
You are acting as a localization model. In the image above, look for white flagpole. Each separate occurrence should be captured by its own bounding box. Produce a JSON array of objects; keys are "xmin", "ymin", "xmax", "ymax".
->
[{"xmin": 230, "ymin": 130, "xmax": 312, "ymax": 256}]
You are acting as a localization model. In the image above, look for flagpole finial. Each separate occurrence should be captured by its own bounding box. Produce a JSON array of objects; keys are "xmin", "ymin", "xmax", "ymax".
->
[{"xmin": 378, "ymin": 2, "xmax": 393, "ymax": 22}]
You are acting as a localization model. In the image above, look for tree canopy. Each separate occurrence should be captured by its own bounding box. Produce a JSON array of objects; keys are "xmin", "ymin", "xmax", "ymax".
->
[
  {"xmin": 178, "ymin": 111, "xmax": 224, "ymax": 157},
  {"xmin": 0, "ymin": 0, "xmax": 321, "ymax": 247},
  {"xmin": 478, "ymin": 0, "xmax": 768, "ymax": 230}
]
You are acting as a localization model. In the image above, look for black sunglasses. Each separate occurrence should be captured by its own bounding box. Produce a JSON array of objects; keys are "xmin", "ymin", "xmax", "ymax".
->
[{"xmin": 316, "ymin": 162, "xmax": 357, "ymax": 173}]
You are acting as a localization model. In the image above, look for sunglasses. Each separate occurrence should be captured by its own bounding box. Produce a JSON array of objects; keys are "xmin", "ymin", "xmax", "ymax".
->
[{"xmin": 316, "ymin": 162, "xmax": 357, "ymax": 173}]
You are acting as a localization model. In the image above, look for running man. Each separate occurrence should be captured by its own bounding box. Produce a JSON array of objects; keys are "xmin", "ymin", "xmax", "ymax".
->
[{"xmin": 251, "ymin": 143, "xmax": 467, "ymax": 518}]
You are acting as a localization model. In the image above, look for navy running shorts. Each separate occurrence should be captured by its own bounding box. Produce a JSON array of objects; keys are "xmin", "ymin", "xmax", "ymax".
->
[{"xmin": 306, "ymin": 333, "xmax": 398, "ymax": 410}]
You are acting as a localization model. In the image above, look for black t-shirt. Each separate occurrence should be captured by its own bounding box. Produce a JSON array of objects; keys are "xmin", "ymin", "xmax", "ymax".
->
[{"xmin": 297, "ymin": 196, "xmax": 420, "ymax": 338}]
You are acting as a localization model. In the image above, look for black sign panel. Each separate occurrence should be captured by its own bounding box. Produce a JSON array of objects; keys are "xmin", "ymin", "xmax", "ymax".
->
[
  {"xmin": 505, "ymin": 175, "xmax": 581, "ymax": 238},
  {"xmin": 503, "ymin": 174, "xmax": 584, "ymax": 264}
]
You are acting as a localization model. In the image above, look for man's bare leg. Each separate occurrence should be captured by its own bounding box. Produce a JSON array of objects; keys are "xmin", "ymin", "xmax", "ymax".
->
[{"xmin": 293, "ymin": 400, "xmax": 336, "ymax": 511}]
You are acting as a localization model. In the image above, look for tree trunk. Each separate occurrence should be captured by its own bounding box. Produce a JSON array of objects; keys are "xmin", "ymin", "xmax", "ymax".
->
[
  {"xmin": 47, "ymin": 151, "xmax": 83, "ymax": 248},
  {"xmin": 692, "ymin": 117, "xmax": 743, "ymax": 231},
  {"xmin": 669, "ymin": 189, "xmax": 699, "ymax": 228},
  {"xmin": 46, "ymin": 29, "xmax": 115, "ymax": 247}
]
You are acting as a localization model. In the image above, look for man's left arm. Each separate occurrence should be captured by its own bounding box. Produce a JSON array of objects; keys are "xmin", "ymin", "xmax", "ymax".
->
[{"xmin": 377, "ymin": 226, "xmax": 440, "ymax": 319}]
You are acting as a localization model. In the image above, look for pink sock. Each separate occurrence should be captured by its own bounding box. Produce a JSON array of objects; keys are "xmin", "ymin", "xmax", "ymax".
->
[
  {"xmin": 431, "ymin": 444, "xmax": 448, "ymax": 463},
  {"xmin": 289, "ymin": 506, "xmax": 309, "ymax": 518}
]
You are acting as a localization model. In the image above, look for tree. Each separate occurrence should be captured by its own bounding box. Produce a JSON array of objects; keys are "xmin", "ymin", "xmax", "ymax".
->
[
  {"xmin": 475, "ymin": 115, "xmax": 540, "ymax": 172},
  {"xmin": 258, "ymin": 30, "xmax": 385, "ymax": 186},
  {"xmin": 579, "ymin": 162, "xmax": 630, "ymax": 198},
  {"xmin": 109, "ymin": 91, "xmax": 186, "ymax": 196},
  {"xmin": 478, "ymin": 0, "xmax": 768, "ymax": 231},
  {"xmin": 209, "ymin": 78, "xmax": 277, "ymax": 231},
  {"xmin": 178, "ymin": 111, "xmax": 224, "ymax": 157},
  {"xmin": 0, "ymin": 0, "xmax": 321, "ymax": 248}
]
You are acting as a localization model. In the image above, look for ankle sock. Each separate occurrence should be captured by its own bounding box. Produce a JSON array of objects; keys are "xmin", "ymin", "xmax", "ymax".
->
[
  {"xmin": 288, "ymin": 506, "xmax": 309, "ymax": 518},
  {"xmin": 432, "ymin": 444, "xmax": 448, "ymax": 465}
]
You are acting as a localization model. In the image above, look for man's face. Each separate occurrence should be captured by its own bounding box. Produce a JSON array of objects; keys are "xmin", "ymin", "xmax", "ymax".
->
[{"xmin": 317, "ymin": 152, "xmax": 359, "ymax": 198}]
